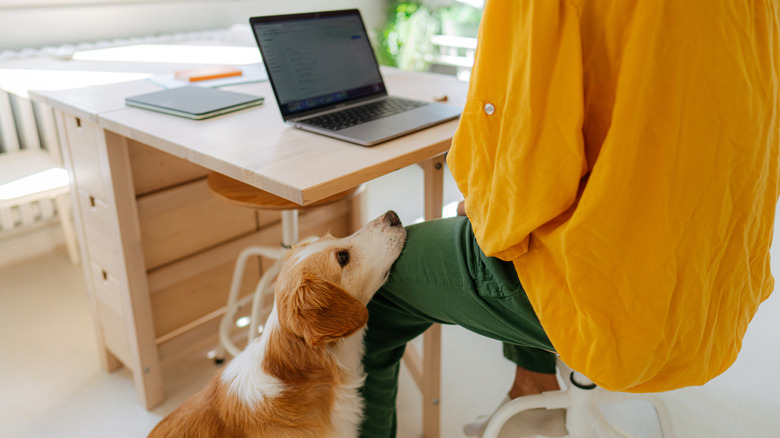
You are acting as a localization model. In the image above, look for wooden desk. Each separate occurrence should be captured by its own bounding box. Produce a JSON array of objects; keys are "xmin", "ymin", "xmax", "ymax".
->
[{"xmin": 30, "ymin": 64, "xmax": 466, "ymax": 438}]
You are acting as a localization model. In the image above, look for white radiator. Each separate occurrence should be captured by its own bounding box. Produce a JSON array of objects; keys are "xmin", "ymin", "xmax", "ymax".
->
[
  {"xmin": 0, "ymin": 26, "xmax": 233, "ymax": 266},
  {"xmin": 0, "ymin": 28, "xmax": 232, "ymax": 235},
  {"xmin": 0, "ymin": 91, "xmax": 62, "ymax": 233}
]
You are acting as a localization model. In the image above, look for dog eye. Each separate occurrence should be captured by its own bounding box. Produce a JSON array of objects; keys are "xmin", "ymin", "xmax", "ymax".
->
[{"xmin": 337, "ymin": 250, "xmax": 350, "ymax": 267}]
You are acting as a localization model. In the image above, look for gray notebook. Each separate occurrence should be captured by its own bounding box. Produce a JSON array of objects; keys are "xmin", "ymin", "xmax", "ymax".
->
[{"xmin": 125, "ymin": 86, "xmax": 264, "ymax": 120}]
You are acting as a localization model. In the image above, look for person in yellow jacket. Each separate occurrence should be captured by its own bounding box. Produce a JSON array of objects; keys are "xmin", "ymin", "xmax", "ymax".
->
[{"xmin": 359, "ymin": 1, "xmax": 779, "ymax": 437}]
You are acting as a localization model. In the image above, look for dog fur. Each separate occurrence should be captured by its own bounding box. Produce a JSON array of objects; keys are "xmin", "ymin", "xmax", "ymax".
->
[{"xmin": 148, "ymin": 211, "xmax": 406, "ymax": 438}]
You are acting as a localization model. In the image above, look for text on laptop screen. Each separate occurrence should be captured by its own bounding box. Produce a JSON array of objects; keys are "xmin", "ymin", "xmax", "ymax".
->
[{"xmin": 253, "ymin": 13, "xmax": 385, "ymax": 116}]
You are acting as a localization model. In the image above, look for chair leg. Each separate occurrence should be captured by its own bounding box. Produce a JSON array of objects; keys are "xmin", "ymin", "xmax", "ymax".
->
[
  {"xmin": 247, "ymin": 259, "xmax": 282, "ymax": 344},
  {"xmin": 482, "ymin": 392, "xmax": 570, "ymax": 438},
  {"xmin": 635, "ymin": 394, "xmax": 677, "ymax": 438},
  {"xmin": 215, "ymin": 209, "xmax": 298, "ymax": 362},
  {"xmin": 280, "ymin": 210, "xmax": 299, "ymax": 248},
  {"xmin": 217, "ymin": 246, "xmax": 284, "ymax": 360},
  {"xmin": 564, "ymin": 376, "xmax": 675, "ymax": 438},
  {"xmin": 566, "ymin": 399, "xmax": 617, "ymax": 438}
]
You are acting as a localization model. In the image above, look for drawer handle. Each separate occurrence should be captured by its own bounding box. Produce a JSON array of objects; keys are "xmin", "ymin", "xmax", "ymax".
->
[
  {"xmin": 75, "ymin": 117, "xmax": 82, "ymax": 129},
  {"xmin": 89, "ymin": 195, "xmax": 96, "ymax": 208},
  {"xmin": 101, "ymin": 270, "xmax": 108, "ymax": 281}
]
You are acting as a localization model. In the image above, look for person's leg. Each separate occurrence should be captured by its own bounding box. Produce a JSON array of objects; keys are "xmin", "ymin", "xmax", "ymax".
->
[
  {"xmin": 503, "ymin": 344, "xmax": 561, "ymax": 398},
  {"xmin": 457, "ymin": 201, "xmax": 561, "ymax": 399},
  {"xmin": 358, "ymin": 216, "xmax": 556, "ymax": 438}
]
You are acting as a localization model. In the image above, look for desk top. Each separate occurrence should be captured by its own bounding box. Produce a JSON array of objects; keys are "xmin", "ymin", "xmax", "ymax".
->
[{"xmin": 27, "ymin": 59, "xmax": 467, "ymax": 205}]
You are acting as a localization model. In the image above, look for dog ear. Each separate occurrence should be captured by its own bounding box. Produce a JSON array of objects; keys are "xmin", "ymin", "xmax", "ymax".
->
[{"xmin": 284, "ymin": 271, "xmax": 369, "ymax": 346}]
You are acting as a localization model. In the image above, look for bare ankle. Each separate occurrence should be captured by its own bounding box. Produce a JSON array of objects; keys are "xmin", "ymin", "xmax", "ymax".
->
[{"xmin": 508, "ymin": 367, "xmax": 560, "ymax": 399}]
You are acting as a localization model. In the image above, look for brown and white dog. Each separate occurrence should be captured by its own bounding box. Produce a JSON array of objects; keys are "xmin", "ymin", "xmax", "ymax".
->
[{"xmin": 148, "ymin": 211, "xmax": 406, "ymax": 438}]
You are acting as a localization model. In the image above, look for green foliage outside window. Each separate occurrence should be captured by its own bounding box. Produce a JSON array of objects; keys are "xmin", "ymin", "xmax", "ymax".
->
[{"xmin": 375, "ymin": 1, "xmax": 481, "ymax": 72}]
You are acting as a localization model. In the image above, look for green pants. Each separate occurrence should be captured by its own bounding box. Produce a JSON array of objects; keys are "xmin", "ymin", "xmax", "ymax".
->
[{"xmin": 359, "ymin": 216, "xmax": 556, "ymax": 438}]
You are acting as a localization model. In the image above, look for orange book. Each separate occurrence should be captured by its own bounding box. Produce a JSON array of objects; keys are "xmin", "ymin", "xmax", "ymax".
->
[{"xmin": 174, "ymin": 65, "xmax": 242, "ymax": 82}]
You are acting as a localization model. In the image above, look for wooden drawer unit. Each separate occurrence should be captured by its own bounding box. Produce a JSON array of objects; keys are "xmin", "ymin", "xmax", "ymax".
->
[
  {"xmin": 136, "ymin": 179, "xmax": 257, "ymax": 270},
  {"xmin": 89, "ymin": 262, "xmax": 131, "ymax": 365},
  {"xmin": 63, "ymin": 115, "xmax": 108, "ymax": 201},
  {"xmin": 76, "ymin": 189, "xmax": 122, "ymax": 276}
]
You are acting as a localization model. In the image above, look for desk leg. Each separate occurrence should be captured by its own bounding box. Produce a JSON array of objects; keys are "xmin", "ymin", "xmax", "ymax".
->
[
  {"xmin": 420, "ymin": 154, "xmax": 445, "ymax": 438},
  {"xmin": 421, "ymin": 155, "xmax": 445, "ymax": 222},
  {"xmin": 104, "ymin": 131, "xmax": 164, "ymax": 409}
]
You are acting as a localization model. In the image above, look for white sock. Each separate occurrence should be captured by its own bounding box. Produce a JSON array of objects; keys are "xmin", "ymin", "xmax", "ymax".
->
[{"xmin": 463, "ymin": 396, "xmax": 567, "ymax": 438}]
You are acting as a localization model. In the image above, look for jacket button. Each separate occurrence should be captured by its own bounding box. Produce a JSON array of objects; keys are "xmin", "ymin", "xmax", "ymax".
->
[{"xmin": 484, "ymin": 103, "xmax": 495, "ymax": 115}]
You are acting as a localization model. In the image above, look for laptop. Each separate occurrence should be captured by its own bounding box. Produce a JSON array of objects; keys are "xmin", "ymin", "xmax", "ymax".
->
[{"xmin": 249, "ymin": 9, "xmax": 462, "ymax": 146}]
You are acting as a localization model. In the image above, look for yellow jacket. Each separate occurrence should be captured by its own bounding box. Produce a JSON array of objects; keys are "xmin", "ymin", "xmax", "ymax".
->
[{"xmin": 448, "ymin": 0, "xmax": 780, "ymax": 392}]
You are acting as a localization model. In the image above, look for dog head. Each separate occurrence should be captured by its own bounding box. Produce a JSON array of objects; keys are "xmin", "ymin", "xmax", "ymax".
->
[{"xmin": 275, "ymin": 211, "xmax": 406, "ymax": 346}]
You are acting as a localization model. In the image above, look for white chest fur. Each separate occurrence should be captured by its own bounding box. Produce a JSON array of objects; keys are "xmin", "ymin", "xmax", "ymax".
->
[
  {"xmin": 326, "ymin": 327, "xmax": 368, "ymax": 438},
  {"xmin": 220, "ymin": 307, "xmax": 285, "ymax": 405},
  {"xmin": 220, "ymin": 307, "xmax": 369, "ymax": 438}
]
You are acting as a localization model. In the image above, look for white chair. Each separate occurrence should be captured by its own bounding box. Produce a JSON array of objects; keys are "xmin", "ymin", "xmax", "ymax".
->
[
  {"xmin": 0, "ymin": 148, "xmax": 79, "ymax": 265},
  {"xmin": 206, "ymin": 172, "xmax": 361, "ymax": 360},
  {"xmin": 483, "ymin": 359, "xmax": 677, "ymax": 438}
]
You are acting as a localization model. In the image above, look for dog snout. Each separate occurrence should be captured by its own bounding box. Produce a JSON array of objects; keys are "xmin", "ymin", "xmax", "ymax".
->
[{"xmin": 383, "ymin": 210, "xmax": 402, "ymax": 227}]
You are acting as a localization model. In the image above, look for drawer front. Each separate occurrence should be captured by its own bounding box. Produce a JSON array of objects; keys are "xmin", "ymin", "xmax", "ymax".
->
[
  {"xmin": 97, "ymin": 301, "xmax": 131, "ymax": 365},
  {"xmin": 63, "ymin": 116, "xmax": 108, "ymax": 200},
  {"xmin": 137, "ymin": 179, "xmax": 257, "ymax": 270},
  {"xmin": 147, "ymin": 196, "xmax": 354, "ymax": 357},
  {"xmin": 127, "ymin": 139, "xmax": 210, "ymax": 197},
  {"xmin": 90, "ymin": 263, "xmax": 131, "ymax": 364},
  {"xmin": 149, "ymin": 200, "xmax": 353, "ymax": 339},
  {"xmin": 90, "ymin": 261, "xmax": 123, "ymax": 316},
  {"xmin": 77, "ymin": 189, "xmax": 122, "ymax": 275},
  {"xmin": 257, "ymin": 210, "xmax": 281, "ymax": 229},
  {"xmin": 151, "ymin": 259, "xmax": 261, "ymax": 338}
]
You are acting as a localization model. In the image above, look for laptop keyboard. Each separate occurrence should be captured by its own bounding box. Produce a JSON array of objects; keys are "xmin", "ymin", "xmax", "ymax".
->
[{"xmin": 299, "ymin": 98, "xmax": 427, "ymax": 131}]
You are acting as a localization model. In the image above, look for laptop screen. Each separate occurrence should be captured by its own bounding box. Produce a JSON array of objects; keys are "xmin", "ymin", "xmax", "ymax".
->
[{"xmin": 251, "ymin": 10, "xmax": 386, "ymax": 118}]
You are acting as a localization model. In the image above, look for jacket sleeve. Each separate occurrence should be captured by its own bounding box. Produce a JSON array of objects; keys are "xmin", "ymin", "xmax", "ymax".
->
[{"xmin": 448, "ymin": 0, "xmax": 587, "ymax": 261}]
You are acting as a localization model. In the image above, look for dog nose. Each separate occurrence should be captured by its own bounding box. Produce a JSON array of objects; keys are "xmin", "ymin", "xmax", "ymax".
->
[{"xmin": 384, "ymin": 210, "xmax": 402, "ymax": 227}]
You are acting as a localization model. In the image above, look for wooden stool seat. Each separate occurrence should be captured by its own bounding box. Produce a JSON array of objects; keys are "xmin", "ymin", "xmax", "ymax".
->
[{"xmin": 207, "ymin": 172, "xmax": 359, "ymax": 211}]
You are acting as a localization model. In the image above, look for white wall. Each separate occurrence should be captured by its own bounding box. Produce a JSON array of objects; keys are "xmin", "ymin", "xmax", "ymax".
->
[{"xmin": 0, "ymin": 0, "xmax": 385, "ymax": 51}]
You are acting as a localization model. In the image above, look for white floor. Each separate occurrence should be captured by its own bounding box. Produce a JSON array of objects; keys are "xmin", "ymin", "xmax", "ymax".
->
[{"xmin": 1, "ymin": 165, "xmax": 779, "ymax": 438}]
